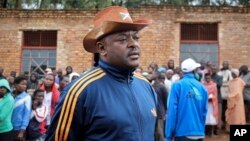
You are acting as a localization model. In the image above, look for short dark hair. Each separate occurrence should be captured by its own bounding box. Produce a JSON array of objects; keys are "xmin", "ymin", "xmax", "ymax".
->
[
  {"xmin": 239, "ymin": 65, "xmax": 248, "ymax": 72},
  {"xmin": 32, "ymin": 89, "xmax": 44, "ymax": 100},
  {"xmin": 14, "ymin": 76, "xmax": 27, "ymax": 84},
  {"xmin": 204, "ymin": 73, "xmax": 211, "ymax": 77}
]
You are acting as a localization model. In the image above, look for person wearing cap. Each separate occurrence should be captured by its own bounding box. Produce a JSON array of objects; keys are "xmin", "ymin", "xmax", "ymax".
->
[
  {"xmin": 225, "ymin": 69, "xmax": 246, "ymax": 132},
  {"xmin": 45, "ymin": 68, "xmax": 53, "ymax": 74},
  {"xmin": 166, "ymin": 58, "xmax": 208, "ymax": 141},
  {"xmin": 68, "ymin": 72, "xmax": 80, "ymax": 82},
  {"xmin": 45, "ymin": 6, "xmax": 156, "ymax": 141}
]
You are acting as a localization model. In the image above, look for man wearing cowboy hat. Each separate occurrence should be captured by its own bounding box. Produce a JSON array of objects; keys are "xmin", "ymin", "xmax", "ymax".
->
[
  {"xmin": 166, "ymin": 58, "xmax": 208, "ymax": 141},
  {"xmin": 46, "ymin": 6, "xmax": 157, "ymax": 141}
]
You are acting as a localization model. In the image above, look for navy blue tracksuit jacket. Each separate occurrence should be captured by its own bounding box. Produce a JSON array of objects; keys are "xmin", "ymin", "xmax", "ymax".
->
[{"xmin": 46, "ymin": 60, "xmax": 157, "ymax": 141}]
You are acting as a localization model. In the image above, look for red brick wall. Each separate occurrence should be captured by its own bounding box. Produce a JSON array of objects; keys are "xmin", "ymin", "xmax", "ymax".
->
[{"xmin": 0, "ymin": 6, "xmax": 249, "ymax": 76}]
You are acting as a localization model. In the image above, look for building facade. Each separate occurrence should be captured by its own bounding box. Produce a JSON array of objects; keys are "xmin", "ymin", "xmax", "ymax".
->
[{"xmin": 0, "ymin": 6, "xmax": 250, "ymax": 76}]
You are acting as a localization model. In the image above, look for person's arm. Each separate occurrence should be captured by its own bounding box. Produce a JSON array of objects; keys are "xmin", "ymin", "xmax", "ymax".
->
[
  {"xmin": 161, "ymin": 85, "xmax": 168, "ymax": 111},
  {"xmin": 243, "ymin": 74, "xmax": 250, "ymax": 87},
  {"xmin": 228, "ymin": 70, "xmax": 233, "ymax": 81},
  {"xmin": 21, "ymin": 95, "xmax": 32, "ymax": 130},
  {"xmin": 165, "ymin": 83, "xmax": 179, "ymax": 141},
  {"xmin": 217, "ymin": 75, "xmax": 223, "ymax": 87},
  {"xmin": 241, "ymin": 78, "xmax": 246, "ymax": 88},
  {"xmin": 202, "ymin": 87, "xmax": 208, "ymax": 127},
  {"xmin": 213, "ymin": 83, "xmax": 218, "ymax": 101},
  {"xmin": 15, "ymin": 95, "xmax": 32, "ymax": 141}
]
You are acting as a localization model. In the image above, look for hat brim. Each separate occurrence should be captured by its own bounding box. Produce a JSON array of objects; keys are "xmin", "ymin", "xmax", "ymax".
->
[
  {"xmin": 182, "ymin": 63, "xmax": 201, "ymax": 72},
  {"xmin": 195, "ymin": 63, "xmax": 201, "ymax": 69},
  {"xmin": 83, "ymin": 19, "xmax": 152, "ymax": 53}
]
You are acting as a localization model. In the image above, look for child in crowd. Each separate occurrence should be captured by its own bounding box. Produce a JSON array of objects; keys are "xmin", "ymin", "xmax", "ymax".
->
[
  {"xmin": 26, "ymin": 89, "xmax": 48, "ymax": 141},
  {"xmin": 12, "ymin": 76, "xmax": 31, "ymax": 141},
  {"xmin": 58, "ymin": 76, "xmax": 69, "ymax": 92},
  {"xmin": 203, "ymin": 73, "xmax": 218, "ymax": 136},
  {"xmin": 0, "ymin": 79, "xmax": 15, "ymax": 141}
]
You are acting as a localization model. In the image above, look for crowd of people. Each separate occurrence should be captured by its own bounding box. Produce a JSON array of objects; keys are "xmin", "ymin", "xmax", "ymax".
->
[
  {"xmin": 0, "ymin": 66, "xmax": 80, "ymax": 141},
  {"xmin": 1, "ymin": 5, "xmax": 250, "ymax": 141},
  {"xmin": 138, "ymin": 59, "xmax": 250, "ymax": 140},
  {"xmin": 0, "ymin": 58, "xmax": 249, "ymax": 141}
]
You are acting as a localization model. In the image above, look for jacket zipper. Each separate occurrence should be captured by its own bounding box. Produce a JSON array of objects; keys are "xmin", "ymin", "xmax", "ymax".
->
[{"xmin": 127, "ymin": 73, "xmax": 144, "ymax": 141}]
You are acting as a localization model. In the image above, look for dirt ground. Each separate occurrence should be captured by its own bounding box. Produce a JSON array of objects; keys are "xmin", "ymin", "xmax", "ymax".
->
[{"xmin": 205, "ymin": 133, "xmax": 229, "ymax": 141}]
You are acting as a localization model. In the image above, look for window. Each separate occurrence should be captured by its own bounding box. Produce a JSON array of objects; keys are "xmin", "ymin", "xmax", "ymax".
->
[
  {"xmin": 23, "ymin": 31, "xmax": 57, "ymax": 48},
  {"xmin": 180, "ymin": 23, "xmax": 218, "ymax": 66},
  {"xmin": 181, "ymin": 23, "xmax": 218, "ymax": 41},
  {"xmin": 180, "ymin": 44, "xmax": 218, "ymax": 65},
  {"xmin": 22, "ymin": 30, "xmax": 57, "ymax": 78}
]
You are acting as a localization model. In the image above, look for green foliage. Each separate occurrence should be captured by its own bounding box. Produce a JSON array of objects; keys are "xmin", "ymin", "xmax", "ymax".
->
[
  {"xmin": 1, "ymin": 0, "xmax": 250, "ymax": 9},
  {"xmin": 238, "ymin": 0, "xmax": 250, "ymax": 6}
]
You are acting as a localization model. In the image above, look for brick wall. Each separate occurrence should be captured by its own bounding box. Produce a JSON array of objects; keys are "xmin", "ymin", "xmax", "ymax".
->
[{"xmin": 0, "ymin": 6, "xmax": 249, "ymax": 76}]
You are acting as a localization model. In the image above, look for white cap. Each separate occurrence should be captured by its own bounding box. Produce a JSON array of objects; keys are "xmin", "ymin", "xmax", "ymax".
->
[
  {"xmin": 45, "ymin": 68, "xmax": 52, "ymax": 74},
  {"xmin": 181, "ymin": 58, "xmax": 201, "ymax": 73},
  {"xmin": 69, "ymin": 72, "xmax": 80, "ymax": 82},
  {"xmin": 231, "ymin": 68, "xmax": 239, "ymax": 76}
]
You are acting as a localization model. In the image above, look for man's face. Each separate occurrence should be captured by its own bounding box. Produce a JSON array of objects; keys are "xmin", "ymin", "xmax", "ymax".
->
[
  {"xmin": 66, "ymin": 66, "xmax": 72, "ymax": 74},
  {"xmin": 168, "ymin": 60, "xmax": 174, "ymax": 69},
  {"xmin": 166, "ymin": 71, "xmax": 173, "ymax": 79},
  {"xmin": 98, "ymin": 31, "xmax": 141, "ymax": 70},
  {"xmin": 222, "ymin": 61, "xmax": 229, "ymax": 69},
  {"xmin": 35, "ymin": 92, "xmax": 44, "ymax": 105},
  {"xmin": 10, "ymin": 71, "xmax": 16, "ymax": 77},
  {"xmin": 207, "ymin": 61, "xmax": 212, "ymax": 67},
  {"xmin": 30, "ymin": 75, "xmax": 36, "ymax": 81},
  {"xmin": 232, "ymin": 73, "xmax": 237, "ymax": 78},
  {"xmin": 44, "ymin": 74, "xmax": 54, "ymax": 87},
  {"xmin": 205, "ymin": 75, "xmax": 211, "ymax": 83},
  {"xmin": 57, "ymin": 69, "xmax": 63, "ymax": 76},
  {"xmin": 14, "ymin": 80, "xmax": 27, "ymax": 92},
  {"xmin": 211, "ymin": 67, "xmax": 217, "ymax": 74},
  {"xmin": 7, "ymin": 76, "xmax": 14, "ymax": 84},
  {"xmin": 52, "ymin": 70, "xmax": 57, "ymax": 76},
  {"xmin": 0, "ymin": 86, "xmax": 7, "ymax": 97},
  {"xmin": 200, "ymin": 61, "xmax": 205, "ymax": 69}
]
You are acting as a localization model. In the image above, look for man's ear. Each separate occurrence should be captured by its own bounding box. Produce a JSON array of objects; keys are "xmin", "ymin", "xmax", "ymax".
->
[{"xmin": 96, "ymin": 41, "xmax": 107, "ymax": 56}]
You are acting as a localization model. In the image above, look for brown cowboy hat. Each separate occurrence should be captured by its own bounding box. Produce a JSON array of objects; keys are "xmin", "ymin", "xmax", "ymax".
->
[{"xmin": 83, "ymin": 6, "xmax": 152, "ymax": 53}]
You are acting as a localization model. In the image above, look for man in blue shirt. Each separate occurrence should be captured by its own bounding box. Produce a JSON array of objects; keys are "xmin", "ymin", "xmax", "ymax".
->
[
  {"xmin": 166, "ymin": 58, "xmax": 208, "ymax": 141},
  {"xmin": 46, "ymin": 6, "xmax": 157, "ymax": 141}
]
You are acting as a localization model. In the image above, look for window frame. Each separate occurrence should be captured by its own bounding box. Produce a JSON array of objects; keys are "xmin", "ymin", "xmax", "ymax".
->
[
  {"xmin": 181, "ymin": 23, "xmax": 218, "ymax": 42},
  {"xmin": 21, "ymin": 30, "xmax": 57, "ymax": 78},
  {"xmin": 180, "ymin": 23, "xmax": 219, "ymax": 67},
  {"xmin": 22, "ymin": 30, "xmax": 57, "ymax": 49}
]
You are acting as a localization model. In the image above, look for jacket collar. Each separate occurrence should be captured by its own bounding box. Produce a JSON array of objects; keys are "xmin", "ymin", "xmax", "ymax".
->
[
  {"xmin": 98, "ymin": 59, "xmax": 134, "ymax": 83},
  {"xmin": 183, "ymin": 73, "xmax": 195, "ymax": 79},
  {"xmin": 14, "ymin": 91, "xmax": 27, "ymax": 99}
]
